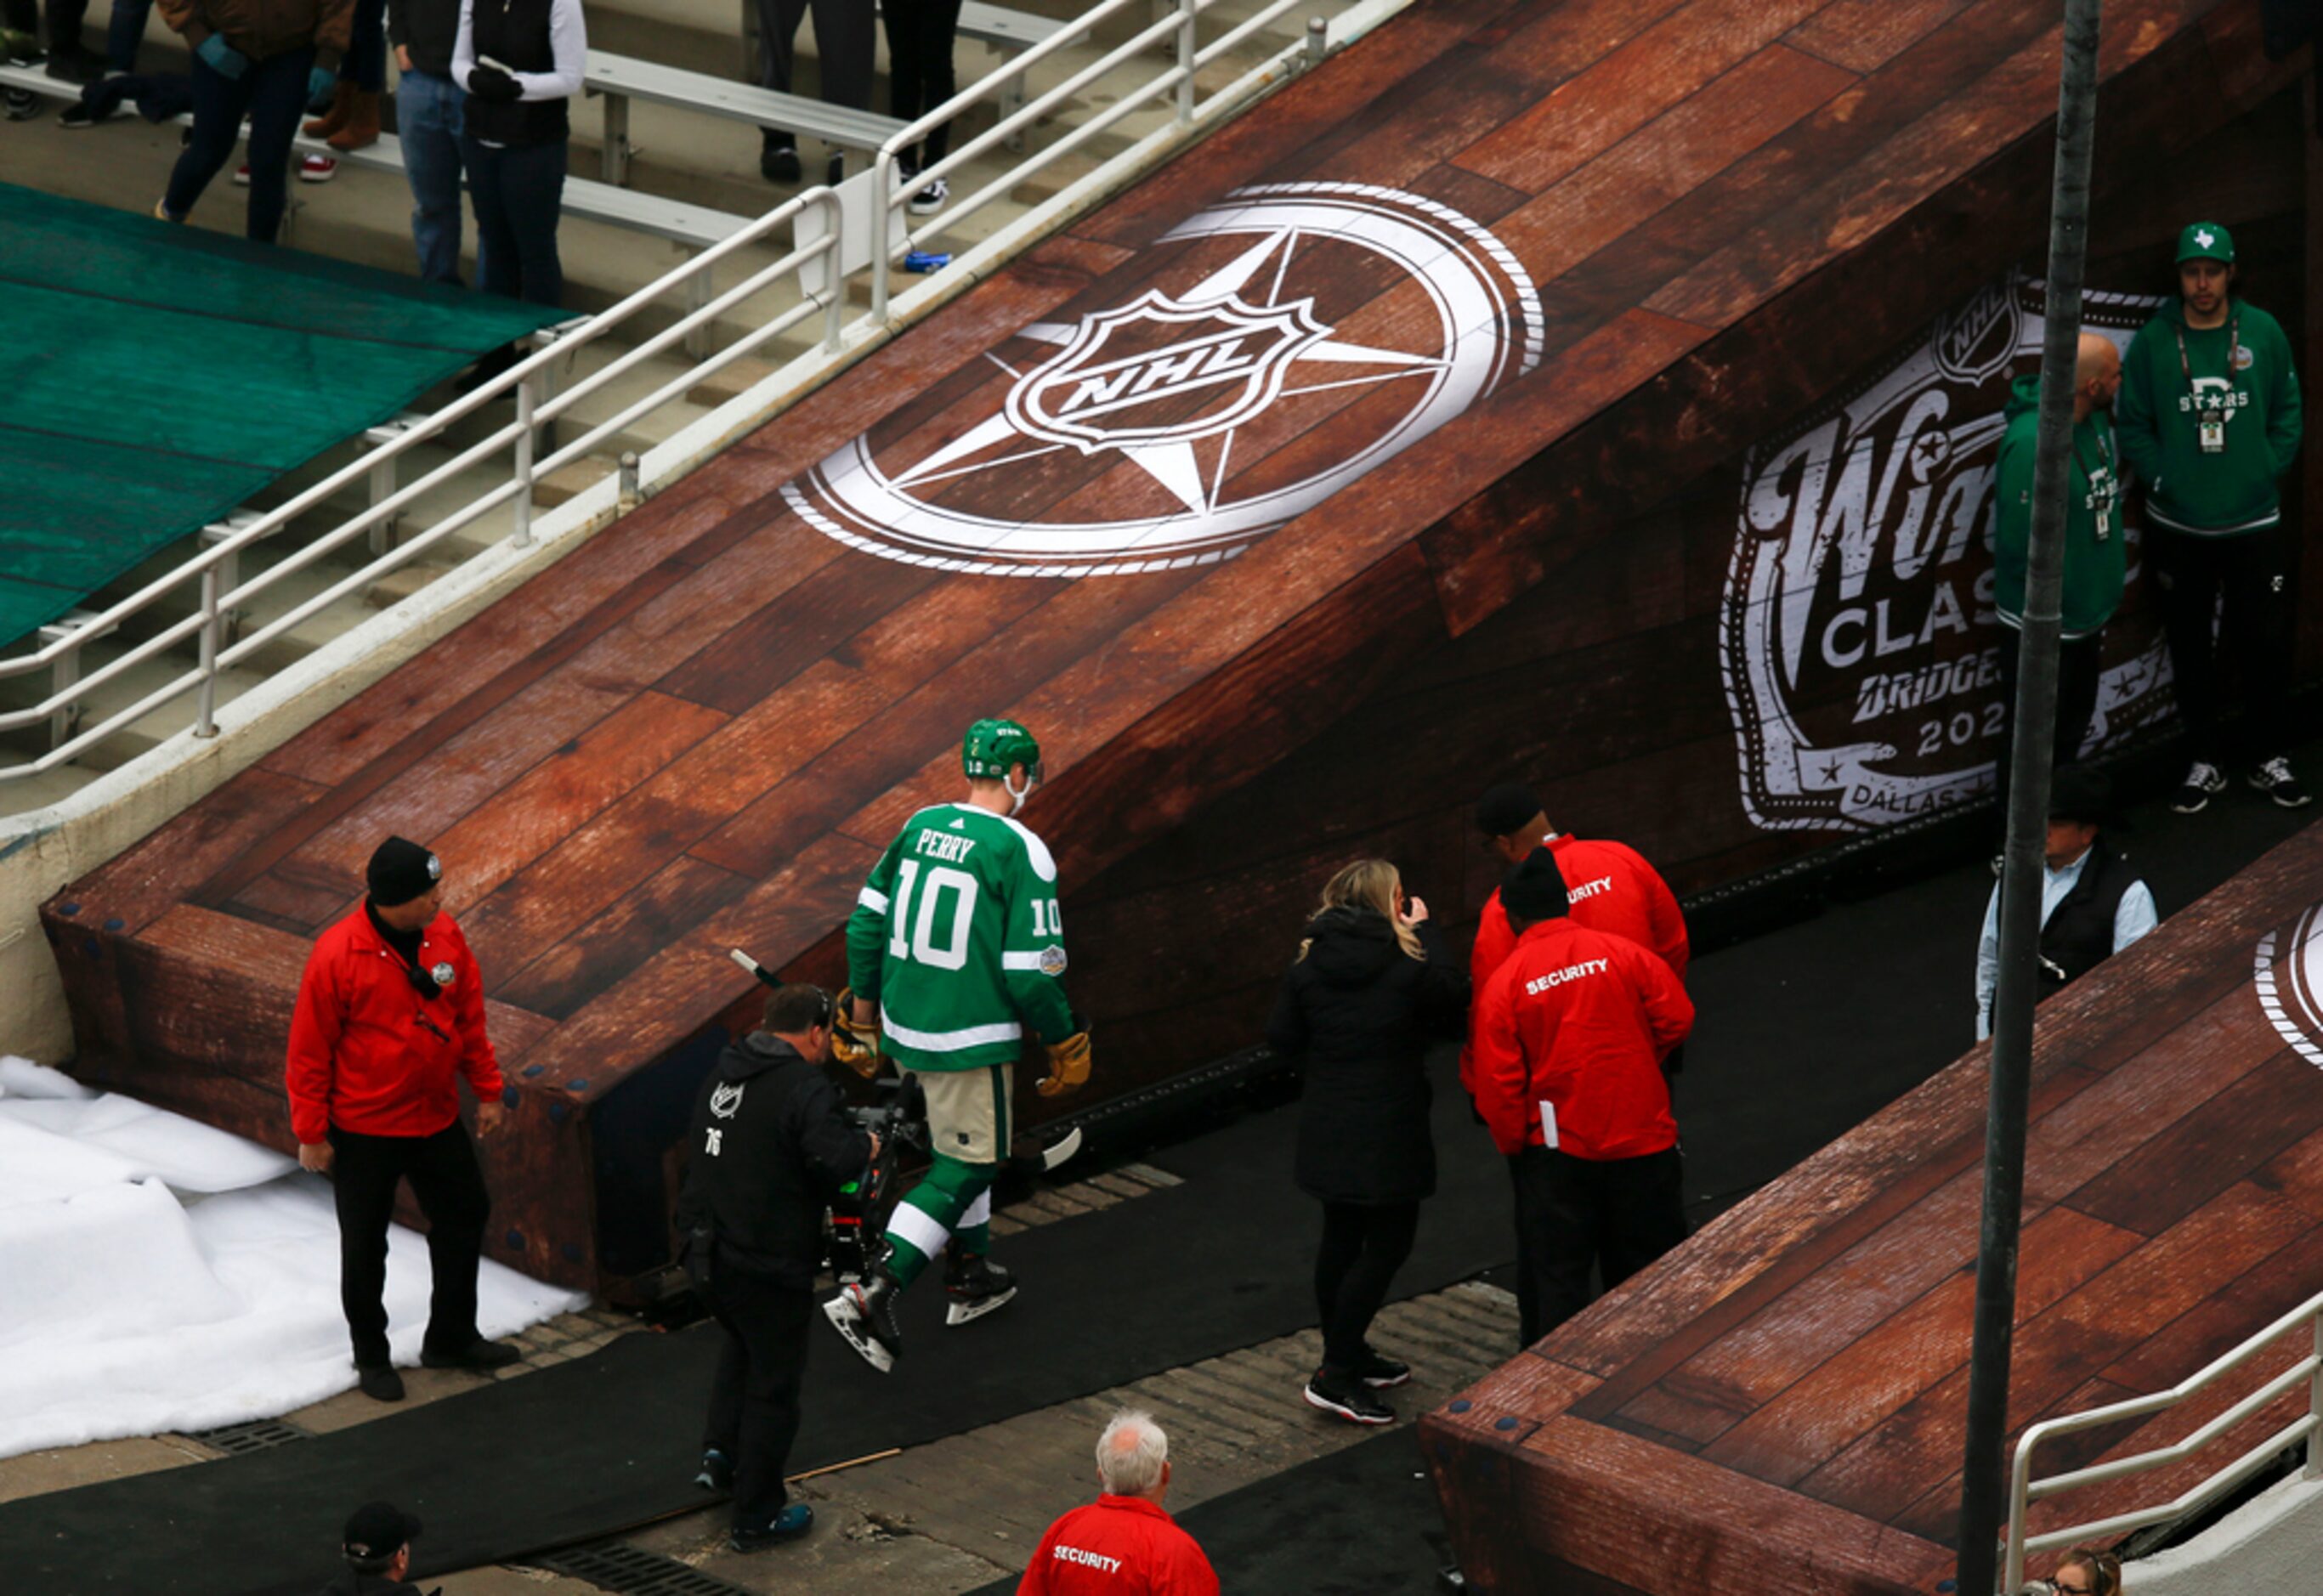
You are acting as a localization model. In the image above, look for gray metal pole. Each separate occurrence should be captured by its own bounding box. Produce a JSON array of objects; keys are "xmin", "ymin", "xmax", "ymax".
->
[{"xmin": 1957, "ymin": 3, "xmax": 2103, "ymax": 1591}]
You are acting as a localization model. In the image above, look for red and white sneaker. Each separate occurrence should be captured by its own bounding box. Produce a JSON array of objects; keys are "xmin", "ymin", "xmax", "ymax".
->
[
  {"xmin": 298, "ymin": 154, "xmax": 337, "ymax": 182},
  {"xmin": 230, "ymin": 162, "xmax": 251, "ymax": 186}
]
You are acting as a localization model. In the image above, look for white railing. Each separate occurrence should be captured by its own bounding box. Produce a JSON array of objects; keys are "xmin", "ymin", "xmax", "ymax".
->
[
  {"xmin": 0, "ymin": 0, "xmax": 1365, "ymax": 790},
  {"xmin": 2003, "ymin": 1287, "xmax": 2323, "ymax": 1593}
]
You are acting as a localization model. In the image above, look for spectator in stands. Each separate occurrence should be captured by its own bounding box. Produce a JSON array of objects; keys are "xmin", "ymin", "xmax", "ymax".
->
[
  {"xmin": 383, "ymin": 0, "xmax": 474, "ymax": 284},
  {"xmin": 300, "ymin": 0, "xmax": 388, "ymax": 173},
  {"xmin": 44, "ymin": 0, "xmax": 143, "ymax": 86},
  {"xmin": 2050, "ymin": 1547, "xmax": 2122, "ymax": 1596},
  {"xmin": 325, "ymin": 1500, "xmax": 434, "ymax": 1595},
  {"xmin": 153, "ymin": 0, "xmax": 349, "ymax": 242},
  {"xmin": 3, "ymin": 0, "xmax": 48, "ymax": 120},
  {"xmin": 1267, "ymin": 858, "xmax": 1466, "ymax": 1427},
  {"xmin": 2115, "ymin": 221, "xmax": 2309, "ymax": 813},
  {"xmin": 286, "ymin": 836, "xmax": 521, "ymax": 1402},
  {"xmin": 883, "ymin": 0, "xmax": 963, "ymax": 214},
  {"xmin": 1019, "ymin": 1411, "xmax": 1220, "ymax": 1595},
  {"xmin": 1988, "ymin": 331, "xmax": 2124, "ymax": 834},
  {"xmin": 752, "ymin": 0, "xmax": 872, "ymax": 187},
  {"xmin": 675, "ymin": 982, "xmax": 876, "ymax": 1554},
  {"xmin": 453, "ymin": 0, "xmax": 581, "ymax": 309},
  {"xmin": 1470, "ymin": 847, "xmax": 1694, "ymax": 1346},
  {"xmin": 1973, "ymin": 765, "xmax": 2156, "ymax": 1042}
]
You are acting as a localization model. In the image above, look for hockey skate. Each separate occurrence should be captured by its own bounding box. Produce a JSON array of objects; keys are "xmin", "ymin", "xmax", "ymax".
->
[
  {"xmin": 823, "ymin": 1265, "xmax": 904, "ymax": 1374},
  {"xmin": 943, "ymin": 1245, "xmax": 1017, "ymax": 1327}
]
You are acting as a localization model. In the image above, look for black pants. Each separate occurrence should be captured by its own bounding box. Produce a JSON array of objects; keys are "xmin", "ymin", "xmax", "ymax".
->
[
  {"xmin": 329, "ymin": 1122, "xmax": 490, "ymax": 1368},
  {"xmin": 463, "ymin": 135, "xmax": 567, "ymax": 309},
  {"xmin": 754, "ymin": 0, "xmax": 874, "ymax": 144},
  {"xmin": 702, "ymin": 1267, "xmax": 815, "ymax": 1532},
  {"xmin": 882, "ymin": 0, "xmax": 963, "ymax": 167},
  {"xmin": 1509, "ymin": 1146, "xmax": 1685, "ymax": 1348},
  {"xmin": 1313, "ymin": 1199, "xmax": 1419, "ymax": 1371},
  {"xmin": 1993, "ymin": 627, "xmax": 2105, "ymax": 829},
  {"xmin": 165, "ymin": 43, "xmax": 313, "ymax": 242},
  {"xmin": 2151, "ymin": 522, "xmax": 2294, "ymax": 766}
]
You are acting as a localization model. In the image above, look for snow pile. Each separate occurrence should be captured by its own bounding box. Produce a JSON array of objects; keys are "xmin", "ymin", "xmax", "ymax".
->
[{"xmin": 0, "ymin": 1057, "xmax": 588, "ymax": 1460}]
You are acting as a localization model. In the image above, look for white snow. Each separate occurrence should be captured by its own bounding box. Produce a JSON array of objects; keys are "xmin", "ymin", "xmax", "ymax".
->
[{"xmin": 0, "ymin": 1056, "xmax": 589, "ymax": 1460}]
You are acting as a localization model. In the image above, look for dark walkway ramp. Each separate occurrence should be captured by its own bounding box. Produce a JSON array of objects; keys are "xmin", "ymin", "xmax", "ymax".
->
[
  {"xmin": 43, "ymin": 0, "xmax": 2305, "ymax": 1295},
  {"xmin": 0, "ymin": 183, "xmax": 564, "ymax": 649}
]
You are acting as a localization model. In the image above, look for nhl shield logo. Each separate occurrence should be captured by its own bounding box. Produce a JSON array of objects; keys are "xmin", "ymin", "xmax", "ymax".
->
[
  {"xmin": 2255, "ymin": 904, "xmax": 2323, "ymax": 1072},
  {"xmin": 786, "ymin": 182, "xmax": 1542, "ymax": 577},
  {"xmin": 1003, "ymin": 290, "xmax": 1333, "ymax": 453}
]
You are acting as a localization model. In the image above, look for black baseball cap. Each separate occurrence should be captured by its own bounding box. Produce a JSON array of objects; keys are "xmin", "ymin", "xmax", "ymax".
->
[{"xmin": 343, "ymin": 1501, "xmax": 422, "ymax": 1569}]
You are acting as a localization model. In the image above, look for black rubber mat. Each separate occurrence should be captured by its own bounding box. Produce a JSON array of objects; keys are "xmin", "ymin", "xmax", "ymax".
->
[{"xmin": 0, "ymin": 1062, "xmax": 1514, "ymax": 1595}]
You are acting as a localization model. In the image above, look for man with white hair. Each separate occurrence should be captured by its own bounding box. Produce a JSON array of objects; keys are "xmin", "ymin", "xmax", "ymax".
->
[{"xmin": 1017, "ymin": 1410, "xmax": 1219, "ymax": 1593}]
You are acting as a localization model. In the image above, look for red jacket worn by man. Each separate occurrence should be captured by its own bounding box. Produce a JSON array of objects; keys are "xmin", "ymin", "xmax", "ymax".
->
[
  {"xmin": 1460, "ymin": 783, "xmax": 1688, "ymax": 1096},
  {"xmin": 286, "ymin": 836, "xmax": 518, "ymax": 1403},
  {"xmin": 1020, "ymin": 1412, "xmax": 1217, "ymax": 1596}
]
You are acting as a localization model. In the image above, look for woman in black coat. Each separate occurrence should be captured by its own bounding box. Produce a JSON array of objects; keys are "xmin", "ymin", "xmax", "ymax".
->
[{"xmin": 1268, "ymin": 857, "xmax": 1468, "ymax": 1425}]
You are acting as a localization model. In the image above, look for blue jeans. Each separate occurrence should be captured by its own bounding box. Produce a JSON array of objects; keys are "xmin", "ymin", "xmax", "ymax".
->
[
  {"xmin": 43, "ymin": 0, "xmax": 150, "ymax": 70},
  {"xmin": 396, "ymin": 69, "xmax": 470, "ymax": 285},
  {"xmin": 462, "ymin": 135, "xmax": 566, "ymax": 308},
  {"xmin": 166, "ymin": 44, "xmax": 314, "ymax": 242},
  {"xmin": 336, "ymin": 0, "xmax": 384, "ymax": 91}
]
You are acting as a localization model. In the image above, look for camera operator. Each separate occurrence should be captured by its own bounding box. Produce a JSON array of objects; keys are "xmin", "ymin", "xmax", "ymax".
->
[{"xmin": 676, "ymin": 982, "xmax": 878, "ymax": 1553}]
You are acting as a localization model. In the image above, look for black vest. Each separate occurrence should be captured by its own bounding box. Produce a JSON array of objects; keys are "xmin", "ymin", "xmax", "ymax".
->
[
  {"xmin": 2035, "ymin": 838, "xmax": 2140, "ymax": 996},
  {"xmin": 465, "ymin": 0, "xmax": 568, "ymax": 147}
]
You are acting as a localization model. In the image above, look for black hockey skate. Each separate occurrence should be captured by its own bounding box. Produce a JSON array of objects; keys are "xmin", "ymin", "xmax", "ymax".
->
[
  {"xmin": 943, "ymin": 1244, "xmax": 1018, "ymax": 1327},
  {"xmin": 824, "ymin": 1263, "xmax": 904, "ymax": 1374}
]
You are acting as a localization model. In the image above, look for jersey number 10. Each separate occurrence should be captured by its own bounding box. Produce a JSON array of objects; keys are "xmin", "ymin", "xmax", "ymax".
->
[{"xmin": 888, "ymin": 860, "xmax": 977, "ymax": 971}]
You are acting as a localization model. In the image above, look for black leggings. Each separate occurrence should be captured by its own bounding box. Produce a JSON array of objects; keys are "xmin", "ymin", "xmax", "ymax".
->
[{"xmin": 1314, "ymin": 1199, "xmax": 1419, "ymax": 1371}]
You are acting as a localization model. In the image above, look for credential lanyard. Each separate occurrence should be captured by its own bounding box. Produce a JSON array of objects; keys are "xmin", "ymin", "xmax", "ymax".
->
[{"xmin": 2173, "ymin": 312, "xmax": 2238, "ymax": 401}]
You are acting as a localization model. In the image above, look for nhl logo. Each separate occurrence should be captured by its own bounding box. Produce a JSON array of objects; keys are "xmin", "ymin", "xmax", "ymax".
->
[
  {"xmin": 786, "ymin": 182, "xmax": 1542, "ymax": 577},
  {"xmin": 2255, "ymin": 904, "xmax": 2323, "ymax": 1072},
  {"xmin": 1004, "ymin": 290, "xmax": 1332, "ymax": 453}
]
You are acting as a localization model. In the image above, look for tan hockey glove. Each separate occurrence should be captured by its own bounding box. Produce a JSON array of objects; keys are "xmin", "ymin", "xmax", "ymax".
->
[
  {"xmin": 1035, "ymin": 1027, "xmax": 1092, "ymax": 1099},
  {"xmin": 831, "ymin": 987, "xmax": 883, "ymax": 1079}
]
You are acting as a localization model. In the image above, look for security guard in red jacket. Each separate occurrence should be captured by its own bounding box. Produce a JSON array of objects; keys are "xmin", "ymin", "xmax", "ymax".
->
[
  {"xmin": 286, "ymin": 836, "xmax": 518, "ymax": 1401},
  {"xmin": 1471, "ymin": 847, "xmax": 1694, "ymax": 1346},
  {"xmin": 1460, "ymin": 782, "xmax": 1688, "ymax": 1101}
]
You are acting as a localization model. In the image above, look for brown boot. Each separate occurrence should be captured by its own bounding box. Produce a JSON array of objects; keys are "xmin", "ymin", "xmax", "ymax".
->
[
  {"xmin": 303, "ymin": 79, "xmax": 353, "ymax": 139},
  {"xmin": 327, "ymin": 88, "xmax": 380, "ymax": 151}
]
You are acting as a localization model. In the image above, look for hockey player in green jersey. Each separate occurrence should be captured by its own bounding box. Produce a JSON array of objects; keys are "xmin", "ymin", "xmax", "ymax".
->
[{"xmin": 823, "ymin": 717, "xmax": 1092, "ymax": 1372}]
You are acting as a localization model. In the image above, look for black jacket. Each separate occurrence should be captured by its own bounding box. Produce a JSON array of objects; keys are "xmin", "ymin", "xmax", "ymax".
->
[
  {"xmin": 386, "ymin": 0, "xmax": 458, "ymax": 76},
  {"xmin": 1267, "ymin": 908, "xmax": 1468, "ymax": 1205},
  {"xmin": 673, "ymin": 1033, "xmax": 873, "ymax": 1291}
]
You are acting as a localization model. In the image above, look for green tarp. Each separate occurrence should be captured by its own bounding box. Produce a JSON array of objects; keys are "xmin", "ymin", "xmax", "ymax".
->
[{"xmin": 0, "ymin": 182, "xmax": 568, "ymax": 650}]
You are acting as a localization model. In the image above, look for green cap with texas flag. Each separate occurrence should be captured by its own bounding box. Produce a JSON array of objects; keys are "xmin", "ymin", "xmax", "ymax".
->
[{"xmin": 2176, "ymin": 221, "xmax": 2235, "ymax": 264}]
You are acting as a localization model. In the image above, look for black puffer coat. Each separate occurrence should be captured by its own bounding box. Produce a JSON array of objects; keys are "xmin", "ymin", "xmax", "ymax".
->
[{"xmin": 1267, "ymin": 907, "xmax": 1468, "ymax": 1205}]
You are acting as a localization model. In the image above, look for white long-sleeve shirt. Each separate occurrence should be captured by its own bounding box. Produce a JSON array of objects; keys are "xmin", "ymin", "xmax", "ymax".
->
[
  {"xmin": 1974, "ymin": 849, "xmax": 2157, "ymax": 1040},
  {"xmin": 452, "ymin": 0, "xmax": 586, "ymax": 125}
]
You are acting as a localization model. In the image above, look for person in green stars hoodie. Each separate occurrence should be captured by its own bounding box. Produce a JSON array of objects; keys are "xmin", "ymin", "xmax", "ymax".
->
[
  {"xmin": 1990, "ymin": 331, "xmax": 2124, "ymax": 829},
  {"xmin": 2115, "ymin": 221, "xmax": 2308, "ymax": 812}
]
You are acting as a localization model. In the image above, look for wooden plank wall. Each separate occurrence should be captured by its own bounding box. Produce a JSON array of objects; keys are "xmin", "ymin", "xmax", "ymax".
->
[
  {"xmin": 1422, "ymin": 819, "xmax": 2323, "ymax": 1593},
  {"xmin": 39, "ymin": 0, "xmax": 2307, "ymax": 1293}
]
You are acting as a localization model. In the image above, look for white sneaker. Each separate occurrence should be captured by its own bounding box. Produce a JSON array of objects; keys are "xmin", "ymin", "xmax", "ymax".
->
[
  {"xmin": 297, "ymin": 154, "xmax": 337, "ymax": 182},
  {"xmin": 2171, "ymin": 761, "xmax": 2228, "ymax": 814},
  {"xmin": 909, "ymin": 177, "xmax": 948, "ymax": 216},
  {"xmin": 2249, "ymin": 756, "xmax": 2313, "ymax": 809}
]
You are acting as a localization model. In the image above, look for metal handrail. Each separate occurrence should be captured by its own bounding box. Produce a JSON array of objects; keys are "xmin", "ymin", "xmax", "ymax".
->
[
  {"xmin": 2003, "ymin": 1287, "xmax": 2323, "ymax": 1593},
  {"xmin": 0, "ymin": 0, "xmax": 1352, "ymax": 789}
]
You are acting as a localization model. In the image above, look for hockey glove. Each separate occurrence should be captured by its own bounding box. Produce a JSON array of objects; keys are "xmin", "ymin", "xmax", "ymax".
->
[
  {"xmin": 830, "ymin": 987, "xmax": 882, "ymax": 1079},
  {"xmin": 1035, "ymin": 1027, "xmax": 1092, "ymax": 1099}
]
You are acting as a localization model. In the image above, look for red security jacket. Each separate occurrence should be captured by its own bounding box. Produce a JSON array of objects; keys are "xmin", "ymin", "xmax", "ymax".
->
[
  {"xmin": 1470, "ymin": 919, "xmax": 1694, "ymax": 1160},
  {"xmin": 1459, "ymin": 834, "xmax": 1689, "ymax": 1095},
  {"xmin": 286, "ymin": 906, "xmax": 501, "ymax": 1144},
  {"xmin": 1017, "ymin": 1495, "xmax": 1219, "ymax": 1596}
]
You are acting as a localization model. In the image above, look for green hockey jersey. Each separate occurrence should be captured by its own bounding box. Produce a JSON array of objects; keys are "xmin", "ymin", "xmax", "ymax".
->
[{"xmin": 846, "ymin": 803, "xmax": 1076, "ymax": 1072}]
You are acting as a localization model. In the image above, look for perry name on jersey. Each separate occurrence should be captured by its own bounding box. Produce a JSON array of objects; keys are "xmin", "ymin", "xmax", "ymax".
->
[{"xmin": 846, "ymin": 804, "xmax": 1077, "ymax": 1072}]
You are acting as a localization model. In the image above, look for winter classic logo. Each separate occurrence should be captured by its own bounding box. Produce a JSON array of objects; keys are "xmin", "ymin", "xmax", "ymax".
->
[
  {"xmin": 785, "ymin": 184, "xmax": 1543, "ymax": 576},
  {"xmin": 2255, "ymin": 906, "xmax": 2323, "ymax": 1070},
  {"xmin": 1718, "ymin": 275, "xmax": 2174, "ymax": 833}
]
